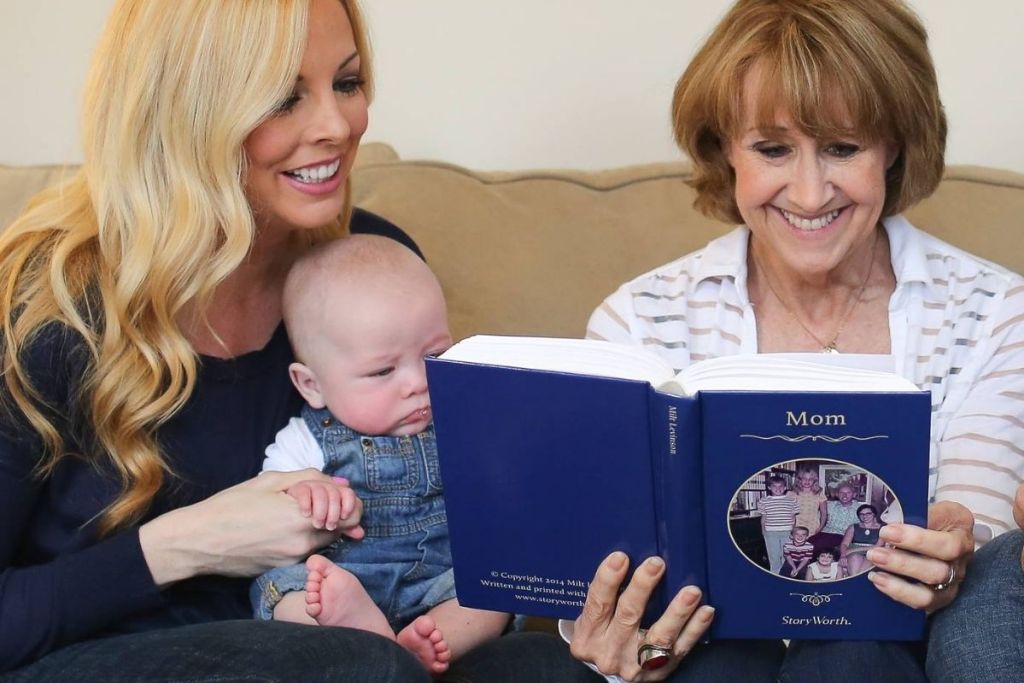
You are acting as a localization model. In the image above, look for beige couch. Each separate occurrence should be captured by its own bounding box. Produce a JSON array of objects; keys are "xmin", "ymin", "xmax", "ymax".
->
[{"xmin": 4, "ymin": 143, "xmax": 1024, "ymax": 342}]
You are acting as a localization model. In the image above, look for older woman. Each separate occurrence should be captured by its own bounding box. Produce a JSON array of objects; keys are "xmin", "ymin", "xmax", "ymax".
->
[
  {"xmin": 573, "ymin": 0, "xmax": 1024, "ymax": 680},
  {"xmin": 813, "ymin": 481, "xmax": 865, "ymax": 556},
  {"xmin": 0, "ymin": 1, "xmax": 576, "ymax": 681},
  {"xmin": 840, "ymin": 505, "xmax": 887, "ymax": 578}
]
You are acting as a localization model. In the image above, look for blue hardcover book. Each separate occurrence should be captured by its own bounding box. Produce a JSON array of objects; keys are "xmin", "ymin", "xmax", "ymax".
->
[{"xmin": 426, "ymin": 336, "xmax": 930, "ymax": 640}]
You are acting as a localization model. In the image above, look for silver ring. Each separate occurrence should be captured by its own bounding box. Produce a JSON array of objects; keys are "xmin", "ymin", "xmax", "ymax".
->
[{"xmin": 933, "ymin": 563, "xmax": 958, "ymax": 591}]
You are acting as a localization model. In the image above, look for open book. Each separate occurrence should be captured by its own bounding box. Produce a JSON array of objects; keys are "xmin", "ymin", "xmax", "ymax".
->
[{"xmin": 426, "ymin": 336, "xmax": 930, "ymax": 641}]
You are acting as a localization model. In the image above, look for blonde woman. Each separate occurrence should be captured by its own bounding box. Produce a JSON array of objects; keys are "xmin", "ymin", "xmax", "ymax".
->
[{"xmin": 0, "ymin": 1, "xmax": 569, "ymax": 680}]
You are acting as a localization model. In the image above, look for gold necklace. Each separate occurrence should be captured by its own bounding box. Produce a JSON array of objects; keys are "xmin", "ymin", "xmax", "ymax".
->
[{"xmin": 754, "ymin": 229, "xmax": 879, "ymax": 354}]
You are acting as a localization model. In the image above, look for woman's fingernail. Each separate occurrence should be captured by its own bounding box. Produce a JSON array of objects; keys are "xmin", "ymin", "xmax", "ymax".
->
[
  {"xmin": 645, "ymin": 557, "xmax": 665, "ymax": 574},
  {"xmin": 867, "ymin": 571, "xmax": 889, "ymax": 586},
  {"xmin": 681, "ymin": 586, "xmax": 701, "ymax": 605},
  {"xmin": 608, "ymin": 551, "xmax": 627, "ymax": 570},
  {"xmin": 699, "ymin": 605, "xmax": 715, "ymax": 621},
  {"xmin": 332, "ymin": 476, "xmax": 348, "ymax": 484},
  {"xmin": 880, "ymin": 526, "xmax": 903, "ymax": 544},
  {"xmin": 867, "ymin": 548, "xmax": 890, "ymax": 565}
]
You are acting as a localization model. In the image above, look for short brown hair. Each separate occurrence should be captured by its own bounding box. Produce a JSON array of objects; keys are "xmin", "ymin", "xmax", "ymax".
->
[{"xmin": 672, "ymin": 0, "xmax": 945, "ymax": 224}]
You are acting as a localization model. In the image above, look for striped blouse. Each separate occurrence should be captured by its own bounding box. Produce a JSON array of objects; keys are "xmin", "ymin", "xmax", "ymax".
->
[
  {"xmin": 758, "ymin": 494, "xmax": 799, "ymax": 531},
  {"xmin": 587, "ymin": 216, "xmax": 1024, "ymax": 539},
  {"xmin": 783, "ymin": 541, "xmax": 815, "ymax": 564}
]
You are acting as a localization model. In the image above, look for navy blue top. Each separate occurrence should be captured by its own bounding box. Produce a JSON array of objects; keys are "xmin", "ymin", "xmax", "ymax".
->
[{"xmin": 0, "ymin": 210, "xmax": 421, "ymax": 671}]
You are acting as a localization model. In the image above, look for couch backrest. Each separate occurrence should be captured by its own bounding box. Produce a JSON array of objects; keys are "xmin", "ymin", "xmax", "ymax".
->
[
  {"xmin": 4, "ymin": 144, "xmax": 1024, "ymax": 341},
  {"xmin": 352, "ymin": 147, "xmax": 1024, "ymax": 340}
]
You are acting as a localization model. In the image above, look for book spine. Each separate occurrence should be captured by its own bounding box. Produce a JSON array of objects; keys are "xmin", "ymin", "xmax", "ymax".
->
[{"xmin": 649, "ymin": 390, "xmax": 707, "ymax": 617}]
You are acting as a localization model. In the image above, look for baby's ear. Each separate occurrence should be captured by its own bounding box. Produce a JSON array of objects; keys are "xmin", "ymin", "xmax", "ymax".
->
[{"xmin": 289, "ymin": 362, "xmax": 327, "ymax": 409}]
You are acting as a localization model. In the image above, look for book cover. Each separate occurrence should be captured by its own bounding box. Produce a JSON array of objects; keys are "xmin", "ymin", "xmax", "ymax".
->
[{"xmin": 426, "ymin": 337, "xmax": 929, "ymax": 640}]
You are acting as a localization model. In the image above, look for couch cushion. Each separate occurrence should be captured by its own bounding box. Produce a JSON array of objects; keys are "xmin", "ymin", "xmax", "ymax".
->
[{"xmin": 903, "ymin": 166, "xmax": 1024, "ymax": 272}]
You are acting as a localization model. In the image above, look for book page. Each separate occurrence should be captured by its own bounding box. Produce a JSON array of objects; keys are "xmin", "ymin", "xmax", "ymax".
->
[
  {"xmin": 439, "ymin": 335, "xmax": 677, "ymax": 386},
  {"xmin": 677, "ymin": 354, "xmax": 917, "ymax": 393},
  {"xmin": 768, "ymin": 352, "xmax": 896, "ymax": 374}
]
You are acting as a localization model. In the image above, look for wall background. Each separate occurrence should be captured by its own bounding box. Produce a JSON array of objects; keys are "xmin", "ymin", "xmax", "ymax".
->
[{"xmin": 2, "ymin": 1, "xmax": 1021, "ymax": 173}]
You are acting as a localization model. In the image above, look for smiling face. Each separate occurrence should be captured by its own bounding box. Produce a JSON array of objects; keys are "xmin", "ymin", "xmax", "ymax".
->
[
  {"xmin": 726, "ymin": 66, "xmax": 894, "ymax": 281},
  {"xmin": 768, "ymin": 481, "xmax": 787, "ymax": 497},
  {"xmin": 792, "ymin": 528, "xmax": 808, "ymax": 544},
  {"xmin": 797, "ymin": 471, "xmax": 818, "ymax": 492},
  {"xmin": 243, "ymin": 0, "xmax": 368, "ymax": 234},
  {"xmin": 817, "ymin": 552, "xmax": 834, "ymax": 567},
  {"xmin": 836, "ymin": 484, "xmax": 856, "ymax": 505},
  {"xmin": 858, "ymin": 508, "xmax": 877, "ymax": 524}
]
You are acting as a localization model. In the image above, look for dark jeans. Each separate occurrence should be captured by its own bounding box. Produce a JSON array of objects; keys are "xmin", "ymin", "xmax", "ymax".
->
[
  {"xmin": 647, "ymin": 639, "xmax": 922, "ymax": 683},
  {"xmin": 441, "ymin": 631, "xmax": 600, "ymax": 683},
  {"xmin": 1, "ymin": 621, "xmax": 929, "ymax": 683},
  {"xmin": 448, "ymin": 635, "xmax": 924, "ymax": 682},
  {"xmin": 443, "ymin": 634, "xmax": 788, "ymax": 683},
  {"xmin": 927, "ymin": 529, "xmax": 1024, "ymax": 683},
  {"xmin": 0, "ymin": 620, "xmax": 430, "ymax": 683},
  {"xmin": 661, "ymin": 639, "xmax": 787, "ymax": 682},
  {"xmin": 3, "ymin": 627, "xmax": 596, "ymax": 683},
  {"xmin": 780, "ymin": 640, "xmax": 927, "ymax": 683},
  {"xmin": 448, "ymin": 635, "xmax": 925, "ymax": 683}
]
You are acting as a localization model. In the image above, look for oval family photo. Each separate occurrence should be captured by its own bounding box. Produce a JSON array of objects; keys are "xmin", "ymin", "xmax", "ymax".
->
[{"xmin": 730, "ymin": 459, "xmax": 902, "ymax": 582}]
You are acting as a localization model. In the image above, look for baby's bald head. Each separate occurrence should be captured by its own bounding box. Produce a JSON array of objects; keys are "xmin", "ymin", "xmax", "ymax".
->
[{"xmin": 284, "ymin": 235, "xmax": 444, "ymax": 364}]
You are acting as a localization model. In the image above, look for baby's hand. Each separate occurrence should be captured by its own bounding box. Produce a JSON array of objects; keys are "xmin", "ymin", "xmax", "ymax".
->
[{"xmin": 286, "ymin": 477, "xmax": 365, "ymax": 540}]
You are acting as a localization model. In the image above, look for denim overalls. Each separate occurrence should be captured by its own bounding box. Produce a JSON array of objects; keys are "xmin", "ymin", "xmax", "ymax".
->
[{"xmin": 252, "ymin": 404, "xmax": 455, "ymax": 629}]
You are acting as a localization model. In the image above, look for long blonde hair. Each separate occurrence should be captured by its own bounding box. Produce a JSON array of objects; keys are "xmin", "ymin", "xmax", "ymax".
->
[{"xmin": 0, "ymin": 0, "xmax": 373, "ymax": 534}]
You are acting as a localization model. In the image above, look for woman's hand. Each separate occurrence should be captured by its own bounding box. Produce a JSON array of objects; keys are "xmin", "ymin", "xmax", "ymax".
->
[
  {"xmin": 140, "ymin": 469, "xmax": 347, "ymax": 587},
  {"xmin": 865, "ymin": 501, "xmax": 974, "ymax": 612},
  {"xmin": 569, "ymin": 552, "xmax": 714, "ymax": 681}
]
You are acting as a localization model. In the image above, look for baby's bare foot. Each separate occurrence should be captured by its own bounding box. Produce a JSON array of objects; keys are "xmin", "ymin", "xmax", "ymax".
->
[
  {"xmin": 396, "ymin": 615, "xmax": 451, "ymax": 674},
  {"xmin": 304, "ymin": 554, "xmax": 391, "ymax": 637}
]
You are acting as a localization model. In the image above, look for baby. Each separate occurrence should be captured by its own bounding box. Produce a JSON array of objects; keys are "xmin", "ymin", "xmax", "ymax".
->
[{"xmin": 250, "ymin": 235, "xmax": 507, "ymax": 674}]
